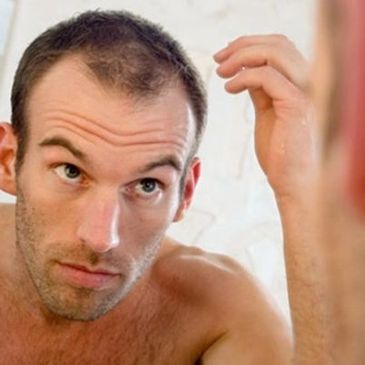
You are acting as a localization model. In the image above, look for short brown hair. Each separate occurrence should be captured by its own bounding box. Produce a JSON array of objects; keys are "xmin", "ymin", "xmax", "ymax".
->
[{"xmin": 11, "ymin": 10, "xmax": 207, "ymax": 166}]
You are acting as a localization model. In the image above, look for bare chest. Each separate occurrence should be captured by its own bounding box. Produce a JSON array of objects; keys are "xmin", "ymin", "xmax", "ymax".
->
[
  {"xmin": 0, "ymin": 328, "xmax": 184, "ymax": 365},
  {"xmin": 0, "ymin": 295, "xmax": 205, "ymax": 365}
]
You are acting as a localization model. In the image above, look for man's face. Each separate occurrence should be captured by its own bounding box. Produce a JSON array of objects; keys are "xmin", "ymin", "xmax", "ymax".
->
[{"xmin": 14, "ymin": 55, "xmax": 197, "ymax": 321}]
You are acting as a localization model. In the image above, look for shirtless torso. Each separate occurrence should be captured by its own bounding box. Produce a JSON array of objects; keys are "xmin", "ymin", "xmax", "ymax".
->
[{"xmin": 0, "ymin": 204, "xmax": 290, "ymax": 364}]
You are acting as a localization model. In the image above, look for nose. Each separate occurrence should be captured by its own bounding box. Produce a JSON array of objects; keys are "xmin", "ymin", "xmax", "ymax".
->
[{"xmin": 76, "ymin": 194, "xmax": 121, "ymax": 253}]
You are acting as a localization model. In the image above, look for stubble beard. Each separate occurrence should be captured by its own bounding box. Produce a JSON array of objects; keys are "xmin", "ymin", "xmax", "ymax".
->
[{"xmin": 14, "ymin": 188, "xmax": 160, "ymax": 322}]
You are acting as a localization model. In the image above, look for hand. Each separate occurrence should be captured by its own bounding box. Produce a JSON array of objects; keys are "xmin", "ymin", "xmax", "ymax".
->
[{"xmin": 214, "ymin": 35, "xmax": 318, "ymax": 200}]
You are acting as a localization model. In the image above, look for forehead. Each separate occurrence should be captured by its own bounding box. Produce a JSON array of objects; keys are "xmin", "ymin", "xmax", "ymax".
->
[
  {"xmin": 25, "ymin": 55, "xmax": 196, "ymax": 160},
  {"xmin": 26, "ymin": 54, "xmax": 192, "ymax": 124}
]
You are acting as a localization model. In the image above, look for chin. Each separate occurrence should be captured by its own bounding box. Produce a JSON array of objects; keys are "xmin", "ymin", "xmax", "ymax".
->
[
  {"xmin": 38, "ymin": 274, "xmax": 138, "ymax": 322},
  {"xmin": 42, "ymin": 287, "xmax": 128, "ymax": 322}
]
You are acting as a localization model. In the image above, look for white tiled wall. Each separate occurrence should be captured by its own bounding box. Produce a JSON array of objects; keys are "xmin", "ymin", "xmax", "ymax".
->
[{"xmin": 0, "ymin": 0, "xmax": 316, "ymax": 321}]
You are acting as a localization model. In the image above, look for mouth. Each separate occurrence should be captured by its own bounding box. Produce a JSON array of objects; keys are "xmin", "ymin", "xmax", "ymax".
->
[{"xmin": 54, "ymin": 262, "xmax": 121, "ymax": 290}]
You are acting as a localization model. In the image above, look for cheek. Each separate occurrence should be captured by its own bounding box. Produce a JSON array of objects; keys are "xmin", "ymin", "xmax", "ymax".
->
[
  {"xmin": 17, "ymin": 156, "xmax": 55, "ymax": 209},
  {"xmin": 117, "ymin": 190, "xmax": 181, "ymax": 254},
  {"xmin": 17, "ymin": 178, "xmax": 78, "ymax": 245},
  {"xmin": 15, "ymin": 188, "xmax": 49, "ymax": 262},
  {"xmin": 122, "ymin": 184, "xmax": 181, "ymax": 225}
]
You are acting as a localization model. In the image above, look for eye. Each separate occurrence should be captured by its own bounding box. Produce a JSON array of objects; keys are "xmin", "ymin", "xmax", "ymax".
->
[
  {"xmin": 54, "ymin": 163, "xmax": 82, "ymax": 183},
  {"xmin": 135, "ymin": 178, "xmax": 161, "ymax": 197}
]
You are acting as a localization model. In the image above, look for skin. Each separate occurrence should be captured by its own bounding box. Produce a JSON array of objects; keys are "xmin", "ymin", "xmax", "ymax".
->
[
  {"xmin": 265, "ymin": 1, "xmax": 365, "ymax": 364},
  {"xmin": 214, "ymin": 34, "xmax": 333, "ymax": 365},
  {"xmin": 308, "ymin": 1, "xmax": 365, "ymax": 364},
  {"xmin": 272, "ymin": 1, "xmax": 365, "ymax": 364},
  {"xmin": 0, "ymin": 52, "xmax": 292, "ymax": 364},
  {"xmin": 260, "ymin": 5, "xmax": 338, "ymax": 364},
  {"xmin": 13, "ymin": 56, "xmax": 197, "ymax": 323}
]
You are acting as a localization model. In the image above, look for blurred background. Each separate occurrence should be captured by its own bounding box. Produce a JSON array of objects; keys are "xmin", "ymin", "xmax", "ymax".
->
[{"xmin": 0, "ymin": 0, "xmax": 315, "ymax": 322}]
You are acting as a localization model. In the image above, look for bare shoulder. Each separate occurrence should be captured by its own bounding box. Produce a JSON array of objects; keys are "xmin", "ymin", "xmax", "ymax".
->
[
  {"xmin": 156, "ymin": 238, "xmax": 292, "ymax": 363},
  {"xmin": 157, "ymin": 240, "xmax": 254, "ymax": 297},
  {"xmin": 156, "ymin": 238, "xmax": 287, "ymax": 321}
]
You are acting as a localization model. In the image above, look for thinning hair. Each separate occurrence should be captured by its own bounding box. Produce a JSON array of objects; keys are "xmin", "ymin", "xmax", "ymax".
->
[{"xmin": 11, "ymin": 10, "xmax": 207, "ymax": 166}]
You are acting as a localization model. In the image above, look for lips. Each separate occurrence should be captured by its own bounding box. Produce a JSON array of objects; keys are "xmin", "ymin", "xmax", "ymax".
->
[{"xmin": 55, "ymin": 262, "xmax": 120, "ymax": 290}]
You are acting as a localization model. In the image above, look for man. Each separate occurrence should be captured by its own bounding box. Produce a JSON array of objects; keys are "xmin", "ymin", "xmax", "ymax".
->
[{"xmin": 0, "ymin": 10, "xmax": 312, "ymax": 364}]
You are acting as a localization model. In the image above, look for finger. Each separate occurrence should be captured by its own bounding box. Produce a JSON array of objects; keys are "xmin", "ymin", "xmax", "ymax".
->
[
  {"xmin": 224, "ymin": 65, "xmax": 303, "ymax": 104},
  {"xmin": 213, "ymin": 34, "xmax": 289, "ymax": 63},
  {"xmin": 217, "ymin": 44, "xmax": 309, "ymax": 90},
  {"xmin": 249, "ymin": 89, "xmax": 273, "ymax": 111}
]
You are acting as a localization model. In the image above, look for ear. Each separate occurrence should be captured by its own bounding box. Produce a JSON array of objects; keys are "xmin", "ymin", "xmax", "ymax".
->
[
  {"xmin": 0, "ymin": 123, "xmax": 17, "ymax": 196},
  {"xmin": 173, "ymin": 157, "xmax": 201, "ymax": 222}
]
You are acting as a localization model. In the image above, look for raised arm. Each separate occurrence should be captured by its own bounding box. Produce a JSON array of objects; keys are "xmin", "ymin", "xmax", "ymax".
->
[{"xmin": 214, "ymin": 35, "xmax": 333, "ymax": 364}]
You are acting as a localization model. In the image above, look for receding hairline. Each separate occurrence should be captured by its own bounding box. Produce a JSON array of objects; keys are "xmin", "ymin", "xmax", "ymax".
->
[
  {"xmin": 23, "ymin": 51, "xmax": 197, "ymax": 125},
  {"xmin": 11, "ymin": 10, "xmax": 207, "ymax": 173},
  {"xmin": 23, "ymin": 52, "xmax": 198, "ymax": 160},
  {"xmin": 25, "ymin": 51, "xmax": 185, "ymax": 106}
]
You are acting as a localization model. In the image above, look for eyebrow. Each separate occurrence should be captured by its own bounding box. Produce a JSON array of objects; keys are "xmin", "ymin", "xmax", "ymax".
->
[
  {"xmin": 39, "ymin": 136, "xmax": 183, "ymax": 173},
  {"xmin": 138, "ymin": 155, "xmax": 183, "ymax": 174},
  {"xmin": 38, "ymin": 136, "xmax": 87, "ymax": 161}
]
